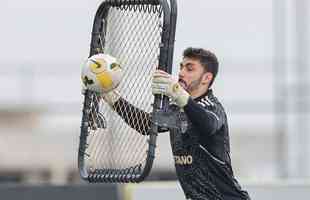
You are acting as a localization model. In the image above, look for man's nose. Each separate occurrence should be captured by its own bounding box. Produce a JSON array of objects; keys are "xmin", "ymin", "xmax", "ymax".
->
[{"xmin": 179, "ymin": 68, "xmax": 185, "ymax": 78}]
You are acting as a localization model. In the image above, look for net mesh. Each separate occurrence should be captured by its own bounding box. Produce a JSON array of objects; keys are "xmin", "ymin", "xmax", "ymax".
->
[{"xmin": 84, "ymin": 4, "xmax": 163, "ymax": 175}]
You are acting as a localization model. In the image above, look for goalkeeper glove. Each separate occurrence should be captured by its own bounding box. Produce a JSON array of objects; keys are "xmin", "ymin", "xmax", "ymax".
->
[
  {"xmin": 101, "ymin": 90, "xmax": 121, "ymax": 107},
  {"xmin": 152, "ymin": 70, "xmax": 190, "ymax": 107}
]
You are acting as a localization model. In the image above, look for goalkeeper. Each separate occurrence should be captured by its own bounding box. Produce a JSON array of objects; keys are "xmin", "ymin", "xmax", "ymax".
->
[{"xmin": 101, "ymin": 47, "xmax": 251, "ymax": 200}]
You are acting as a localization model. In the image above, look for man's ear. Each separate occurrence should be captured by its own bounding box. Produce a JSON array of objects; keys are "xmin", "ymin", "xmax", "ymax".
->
[{"xmin": 201, "ymin": 72, "xmax": 213, "ymax": 85}]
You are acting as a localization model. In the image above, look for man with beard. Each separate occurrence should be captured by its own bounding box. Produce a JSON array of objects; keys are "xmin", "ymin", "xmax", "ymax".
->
[{"xmin": 102, "ymin": 47, "xmax": 251, "ymax": 200}]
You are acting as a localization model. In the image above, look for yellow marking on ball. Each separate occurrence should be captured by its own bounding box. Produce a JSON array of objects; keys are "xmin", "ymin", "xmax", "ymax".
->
[
  {"xmin": 90, "ymin": 58, "xmax": 107, "ymax": 74},
  {"xmin": 96, "ymin": 72, "xmax": 113, "ymax": 89}
]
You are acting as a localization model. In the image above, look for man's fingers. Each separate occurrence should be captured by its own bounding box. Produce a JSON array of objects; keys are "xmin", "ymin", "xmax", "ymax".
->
[
  {"xmin": 153, "ymin": 69, "xmax": 170, "ymax": 78},
  {"xmin": 153, "ymin": 73, "xmax": 170, "ymax": 79},
  {"xmin": 155, "ymin": 69, "xmax": 168, "ymax": 74},
  {"xmin": 152, "ymin": 82, "xmax": 168, "ymax": 90},
  {"xmin": 153, "ymin": 70, "xmax": 177, "ymax": 85},
  {"xmin": 152, "ymin": 69, "xmax": 178, "ymax": 97},
  {"xmin": 153, "ymin": 76, "xmax": 170, "ymax": 84},
  {"xmin": 152, "ymin": 88, "xmax": 163, "ymax": 95},
  {"xmin": 152, "ymin": 82, "xmax": 168, "ymax": 95}
]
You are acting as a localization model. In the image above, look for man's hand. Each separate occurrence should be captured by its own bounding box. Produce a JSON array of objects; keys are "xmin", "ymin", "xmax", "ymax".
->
[
  {"xmin": 81, "ymin": 83, "xmax": 120, "ymax": 107},
  {"xmin": 101, "ymin": 90, "xmax": 121, "ymax": 107},
  {"xmin": 152, "ymin": 70, "xmax": 189, "ymax": 107}
]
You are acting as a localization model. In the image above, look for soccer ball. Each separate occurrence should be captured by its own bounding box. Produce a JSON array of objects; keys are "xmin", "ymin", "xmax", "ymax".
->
[{"xmin": 81, "ymin": 53, "xmax": 123, "ymax": 93}]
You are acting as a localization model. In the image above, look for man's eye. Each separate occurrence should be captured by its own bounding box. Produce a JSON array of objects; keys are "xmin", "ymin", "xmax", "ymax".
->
[{"xmin": 179, "ymin": 63, "xmax": 184, "ymax": 69}]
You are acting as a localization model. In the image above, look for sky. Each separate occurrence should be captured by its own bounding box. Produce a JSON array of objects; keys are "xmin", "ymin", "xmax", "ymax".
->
[
  {"xmin": 0, "ymin": 0, "xmax": 273, "ymax": 63},
  {"xmin": 0, "ymin": 0, "xmax": 275, "ymax": 105},
  {"xmin": 0, "ymin": 0, "xmax": 276, "ymax": 122}
]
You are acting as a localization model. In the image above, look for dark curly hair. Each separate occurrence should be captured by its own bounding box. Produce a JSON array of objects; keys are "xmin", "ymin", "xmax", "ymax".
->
[{"xmin": 183, "ymin": 47, "xmax": 219, "ymax": 87}]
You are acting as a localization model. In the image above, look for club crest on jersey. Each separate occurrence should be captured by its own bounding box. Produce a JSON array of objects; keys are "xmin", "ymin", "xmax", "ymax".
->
[
  {"xmin": 174, "ymin": 155, "xmax": 193, "ymax": 165},
  {"xmin": 180, "ymin": 120, "xmax": 188, "ymax": 134},
  {"xmin": 178, "ymin": 111, "xmax": 189, "ymax": 134}
]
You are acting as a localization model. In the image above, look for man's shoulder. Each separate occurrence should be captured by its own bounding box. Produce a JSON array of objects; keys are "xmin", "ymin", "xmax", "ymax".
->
[
  {"xmin": 196, "ymin": 91, "xmax": 227, "ymax": 116},
  {"xmin": 196, "ymin": 92, "xmax": 222, "ymax": 109},
  {"xmin": 196, "ymin": 95, "xmax": 217, "ymax": 108}
]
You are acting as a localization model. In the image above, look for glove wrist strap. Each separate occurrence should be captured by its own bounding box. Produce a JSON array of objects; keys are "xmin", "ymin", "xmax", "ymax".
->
[{"xmin": 102, "ymin": 90, "xmax": 120, "ymax": 106}]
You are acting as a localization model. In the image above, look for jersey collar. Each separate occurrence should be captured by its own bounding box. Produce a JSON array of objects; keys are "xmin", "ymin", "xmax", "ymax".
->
[{"xmin": 193, "ymin": 89, "xmax": 213, "ymax": 102}]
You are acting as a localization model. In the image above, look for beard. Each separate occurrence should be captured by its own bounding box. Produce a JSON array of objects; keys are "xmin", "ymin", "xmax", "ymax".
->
[{"xmin": 179, "ymin": 74, "xmax": 204, "ymax": 93}]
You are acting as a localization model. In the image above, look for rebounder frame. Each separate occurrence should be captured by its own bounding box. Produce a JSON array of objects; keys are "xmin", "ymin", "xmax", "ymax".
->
[{"xmin": 78, "ymin": 0, "xmax": 177, "ymax": 183}]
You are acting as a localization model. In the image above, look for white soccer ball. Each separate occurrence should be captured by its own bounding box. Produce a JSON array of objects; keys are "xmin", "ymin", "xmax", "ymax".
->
[{"xmin": 81, "ymin": 53, "xmax": 123, "ymax": 93}]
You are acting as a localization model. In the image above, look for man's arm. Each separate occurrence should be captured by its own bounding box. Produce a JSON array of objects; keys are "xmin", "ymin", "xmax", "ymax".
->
[
  {"xmin": 183, "ymin": 98, "xmax": 224, "ymax": 136},
  {"xmin": 103, "ymin": 91, "xmax": 168, "ymax": 135},
  {"xmin": 112, "ymin": 97, "xmax": 151, "ymax": 135}
]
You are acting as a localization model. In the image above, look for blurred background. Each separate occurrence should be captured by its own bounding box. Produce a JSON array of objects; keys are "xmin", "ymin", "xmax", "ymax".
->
[{"xmin": 0, "ymin": 0, "xmax": 309, "ymax": 199}]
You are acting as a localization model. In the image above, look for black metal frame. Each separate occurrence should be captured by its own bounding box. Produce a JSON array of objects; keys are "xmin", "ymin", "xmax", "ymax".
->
[{"xmin": 78, "ymin": 0, "xmax": 177, "ymax": 183}]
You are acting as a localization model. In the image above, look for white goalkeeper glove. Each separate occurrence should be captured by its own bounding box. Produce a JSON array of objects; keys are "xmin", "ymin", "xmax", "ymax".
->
[
  {"xmin": 82, "ymin": 85, "xmax": 120, "ymax": 107},
  {"xmin": 152, "ymin": 70, "xmax": 190, "ymax": 107},
  {"xmin": 101, "ymin": 90, "xmax": 121, "ymax": 106}
]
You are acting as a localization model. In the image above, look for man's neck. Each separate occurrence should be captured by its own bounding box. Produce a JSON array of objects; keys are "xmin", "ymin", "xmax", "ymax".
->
[{"xmin": 190, "ymin": 87, "xmax": 209, "ymax": 99}]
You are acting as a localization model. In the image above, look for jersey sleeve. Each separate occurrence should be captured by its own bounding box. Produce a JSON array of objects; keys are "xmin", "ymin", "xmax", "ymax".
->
[
  {"xmin": 112, "ymin": 98, "xmax": 150, "ymax": 135},
  {"xmin": 112, "ymin": 98, "xmax": 168, "ymax": 135},
  {"xmin": 183, "ymin": 97, "xmax": 225, "ymax": 136}
]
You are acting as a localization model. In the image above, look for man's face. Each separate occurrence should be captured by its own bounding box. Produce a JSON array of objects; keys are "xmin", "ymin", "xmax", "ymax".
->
[{"xmin": 178, "ymin": 57, "xmax": 212, "ymax": 95}]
